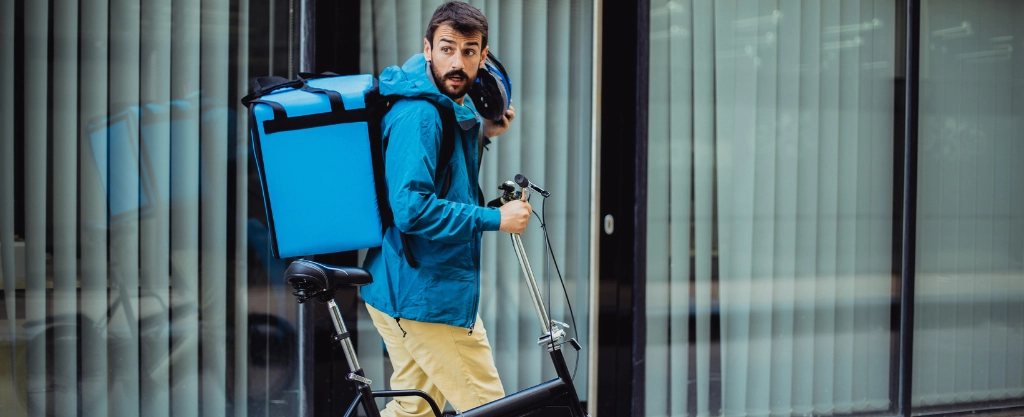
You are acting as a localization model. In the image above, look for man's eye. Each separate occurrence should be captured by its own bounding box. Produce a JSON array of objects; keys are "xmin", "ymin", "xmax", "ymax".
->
[
  {"xmin": 442, "ymin": 47, "xmax": 452, "ymax": 53},
  {"xmin": 466, "ymin": 50, "xmax": 476, "ymax": 56}
]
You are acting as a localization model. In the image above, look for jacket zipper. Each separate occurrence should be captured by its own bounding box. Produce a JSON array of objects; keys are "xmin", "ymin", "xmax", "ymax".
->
[
  {"xmin": 469, "ymin": 126, "xmax": 481, "ymax": 335},
  {"xmin": 468, "ymin": 237, "xmax": 479, "ymax": 335}
]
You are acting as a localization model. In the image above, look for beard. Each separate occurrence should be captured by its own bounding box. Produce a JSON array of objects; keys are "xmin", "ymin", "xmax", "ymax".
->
[{"xmin": 432, "ymin": 65, "xmax": 473, "ymax": 100}]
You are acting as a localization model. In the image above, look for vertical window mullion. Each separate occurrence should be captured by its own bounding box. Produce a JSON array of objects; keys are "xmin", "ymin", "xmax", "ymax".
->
[{"xmin": 899, "ymin": 0, "xmax": 921, "ymax": 415}]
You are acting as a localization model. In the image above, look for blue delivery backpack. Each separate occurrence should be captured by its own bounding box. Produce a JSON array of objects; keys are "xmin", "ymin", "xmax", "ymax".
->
[{"xmin": 241, "ymin": 73, "xmax": 456, "ymax": 261}]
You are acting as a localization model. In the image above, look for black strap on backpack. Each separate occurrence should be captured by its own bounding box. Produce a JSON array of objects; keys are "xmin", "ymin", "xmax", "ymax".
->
[
  {"xmin": 375, "ymin": 97, "xmax": 457, "ymax": 268},
  {"xmin": 241, "ymin": 76, "xmax": 305, "ymax": 106}
]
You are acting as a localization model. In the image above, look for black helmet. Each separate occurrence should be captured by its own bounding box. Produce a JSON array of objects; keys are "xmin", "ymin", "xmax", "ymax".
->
[{"xmin": 469, "ymin": 52, "xmax": 512, "ymax": 122}]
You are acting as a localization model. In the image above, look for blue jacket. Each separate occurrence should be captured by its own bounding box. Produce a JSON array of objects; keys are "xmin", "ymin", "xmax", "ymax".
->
[{"xmin": 361, "ymin": 53, "xmax": 502, "ymax": 329}]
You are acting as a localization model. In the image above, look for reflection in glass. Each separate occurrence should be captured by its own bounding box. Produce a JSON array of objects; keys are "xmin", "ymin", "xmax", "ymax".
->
[{"xmin": 0, "ymin": 1, "xmax": 302, "ymax": 416}]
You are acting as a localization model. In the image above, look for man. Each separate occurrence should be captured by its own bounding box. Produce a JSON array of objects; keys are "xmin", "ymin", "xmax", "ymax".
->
[{"xmin": 360, "ymin": 2, "xmax": 530, "ymax": 416}]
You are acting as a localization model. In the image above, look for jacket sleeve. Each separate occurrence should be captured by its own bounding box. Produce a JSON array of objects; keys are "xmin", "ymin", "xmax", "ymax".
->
[{"xmin": 384, "ymin": 102, "xmax": 502, "ymax": 243}]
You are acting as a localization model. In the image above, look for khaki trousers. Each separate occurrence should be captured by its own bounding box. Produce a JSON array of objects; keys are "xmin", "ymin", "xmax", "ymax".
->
[{"xmin": 365, "ymin": 303, "xmax": 505, "ymax": 417}]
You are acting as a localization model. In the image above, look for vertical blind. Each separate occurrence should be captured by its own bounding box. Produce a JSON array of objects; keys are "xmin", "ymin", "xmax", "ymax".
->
[
  {"xmin": 0, "ymin": 0, "xmax": 252, "ymax": 416},
  {"xmin": 915, "ymin": 0, "xmax": 1024, "ymax": 409},
  {"xmin": 357, "ymin": 0, "xmax": 595, "ymax": 404},
  {"xmin": 1, "ymin": 0, "xmax": 12, "ymax": 411},
  {"xmin": 647, "ymin": 1, "xmax": 896, "ymax": 416}
]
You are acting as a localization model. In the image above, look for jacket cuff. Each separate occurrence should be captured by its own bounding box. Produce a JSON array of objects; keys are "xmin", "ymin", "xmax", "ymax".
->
[{"xmin": 482, "ymin": 207, "xmax": 502, "ymax": 231}]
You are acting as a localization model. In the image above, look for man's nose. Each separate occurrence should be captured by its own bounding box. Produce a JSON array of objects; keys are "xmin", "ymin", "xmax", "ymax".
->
[{"xmin": 450, "ymin": 52, "xmax": 465, "ymax": 69}]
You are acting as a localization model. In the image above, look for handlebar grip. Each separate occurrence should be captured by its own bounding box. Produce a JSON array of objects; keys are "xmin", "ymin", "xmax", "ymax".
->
[{"xmin": 514, "ymin": 174, "xmax": 529, "ymax": 188}]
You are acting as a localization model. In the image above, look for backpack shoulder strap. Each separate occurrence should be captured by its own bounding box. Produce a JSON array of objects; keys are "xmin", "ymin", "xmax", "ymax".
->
[
  {"xmin": 369, "ymin": 93, "xmax": 394, "ymax": 238},
  {"xmin": 433, "ymin": 103, "xmax": 457, "ymax": 199},
  {"xmin": 381, "ymin": 97, "xmax": 459, "ymax": 268}
]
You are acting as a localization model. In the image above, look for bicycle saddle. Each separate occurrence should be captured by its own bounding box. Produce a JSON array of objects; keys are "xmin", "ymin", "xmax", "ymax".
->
[{"xmin": 284, "ymin": 259, "xmax": 372, "ymax": 303}]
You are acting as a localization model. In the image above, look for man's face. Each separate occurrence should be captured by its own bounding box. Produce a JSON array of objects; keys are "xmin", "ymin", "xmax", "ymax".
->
[{"xmin": 424, "ymin": 24, "xmax": 488, "ymax": 103}]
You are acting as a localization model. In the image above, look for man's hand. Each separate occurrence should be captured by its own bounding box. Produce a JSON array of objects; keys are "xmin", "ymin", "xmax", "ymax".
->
[
  {"xmin": 483, "ymin": 105, "xmax": 515, "ymax": 138},
  {"xmin": 498, "ymin": 199, "xmax": 531, "ymax": 234}
]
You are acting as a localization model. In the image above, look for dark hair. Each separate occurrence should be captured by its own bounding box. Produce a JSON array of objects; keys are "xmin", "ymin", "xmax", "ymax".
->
[{"xmin": 425, "ymin": 1, "xmax": 488, "ymax": 48}]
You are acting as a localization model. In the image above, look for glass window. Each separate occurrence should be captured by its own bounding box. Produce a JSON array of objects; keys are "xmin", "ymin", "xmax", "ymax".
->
[
  {"xmin": 0, "ymin": 1, "xmax": 300, "ymax": 416},
  {"xmin": 914, "ymin": 0, "xmax": 1024, "ymax": 413},
  {"xmin": 646, "ymin": 1, "xmax": 898, "ymax": 415},
  {"xmin": 0, "ymin": 1, "xmax": 595, "ymax": 416}
]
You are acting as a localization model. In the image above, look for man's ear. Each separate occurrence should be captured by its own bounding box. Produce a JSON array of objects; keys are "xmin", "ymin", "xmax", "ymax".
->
[
  {"xmin": 480, "ymin": 45, "xmax": 489, "ymax": 68},
  {"xmin": 423, "ymin": 38, "xmax": 431, "ymax": 62}
]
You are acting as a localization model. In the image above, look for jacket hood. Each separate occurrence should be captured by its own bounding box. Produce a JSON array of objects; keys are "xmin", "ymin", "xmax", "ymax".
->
[{"xmin": 378, "ymin": 53, "xmax": 481, "ymax": 125}]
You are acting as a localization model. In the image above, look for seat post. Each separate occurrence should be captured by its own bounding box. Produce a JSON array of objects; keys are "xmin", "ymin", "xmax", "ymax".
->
[{"xmin": 326, "ymin": 299, "xmax": 361, "ymax": 372}]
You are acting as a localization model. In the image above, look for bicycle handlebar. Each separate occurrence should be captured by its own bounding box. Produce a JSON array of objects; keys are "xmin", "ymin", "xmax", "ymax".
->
[{"xmin": 514, "ymin": 174, "xmax": 550, "ymax": 198}]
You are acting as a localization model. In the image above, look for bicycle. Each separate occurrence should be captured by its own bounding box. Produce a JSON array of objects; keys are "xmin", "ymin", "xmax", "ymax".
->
[{"xmin": 283, "ymin": 175, "xmax": 588, "ymax": 417}]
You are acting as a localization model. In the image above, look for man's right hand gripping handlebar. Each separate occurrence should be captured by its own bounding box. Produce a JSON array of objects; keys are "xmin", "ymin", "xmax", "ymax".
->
[{"xmin": 498, "ymin": 200, "xmax": 532, "ymax": 234}]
